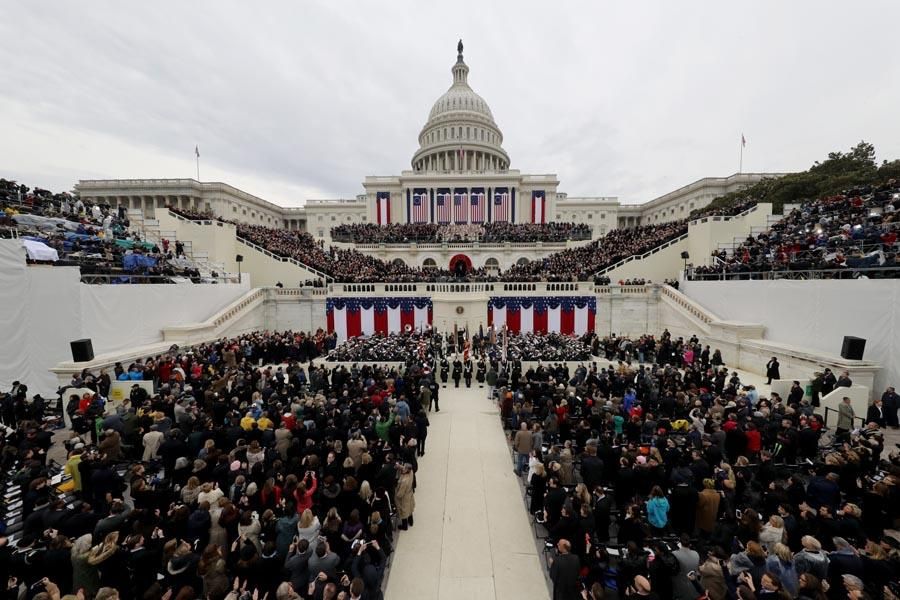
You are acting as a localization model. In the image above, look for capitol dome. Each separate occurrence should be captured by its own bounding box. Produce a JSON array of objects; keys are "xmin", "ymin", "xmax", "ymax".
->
[{"xmin": 411, "ymin": 41, "xmax": 510, "ymax": 173}]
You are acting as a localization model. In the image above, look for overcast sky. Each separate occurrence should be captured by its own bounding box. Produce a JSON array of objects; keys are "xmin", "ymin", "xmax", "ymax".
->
[{"xmin": 2, "ymin": 1, "xmax": 899, "ymax": 207}]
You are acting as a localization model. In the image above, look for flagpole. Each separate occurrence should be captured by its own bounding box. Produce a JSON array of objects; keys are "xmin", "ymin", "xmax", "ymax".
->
[
  {"xmin": 739, "ymin": 141, "xmax": 743, "ymax": 174},
  {"xmin": 196, "ymin": 151, "xmax": 200, "ymax": 181}
]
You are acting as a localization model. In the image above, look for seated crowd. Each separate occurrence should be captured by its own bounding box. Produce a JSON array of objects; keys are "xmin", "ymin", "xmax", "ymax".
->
[
  {"xmin": 170, "ymin": 202, "xmax": 754, "ymax": 284},
  {"xmin": 2, "ymin": 329, "xmax": 435, "ymax": 600},
  {"xmin": 493, "ymin": 329, "xmax": 899, "ymax": 600},
  {"xmin": 327, "ymin": 331, "xmax": 593, "ymax": 364},
  {"xmin": 329, "ymin": 222, "xmax": 591, "ymax": 245},
  {"xmin": 504, "ymin": 222, "xmax": 689, "ymax": 282},
  {"xmin": 693, "ymin": 182, "xmax": 900, "ymax": 280},
  {"xmin": 1, "ymin": 180, "xmax": 212, "ymax": 284}
]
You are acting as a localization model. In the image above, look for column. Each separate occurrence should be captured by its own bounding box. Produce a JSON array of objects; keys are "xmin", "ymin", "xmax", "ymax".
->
[{"xmin": 465, "ymin": 187, "xmax": 470, "ymax": 224}]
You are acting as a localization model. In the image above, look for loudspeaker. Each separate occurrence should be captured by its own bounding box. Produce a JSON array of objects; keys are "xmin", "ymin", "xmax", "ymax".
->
[
  {"xmin": 680, "ymin": 251, "xmax": 690, "ymax": 259},
  {"xmin": 840, "ymin": 336, "xmax": 866, "ymax": 360},
  {"xmin": 235, "ymin": 254, "xmax": 244, "ymax": 263},
  {"xmin": 70, "ymin": 339, "xmax": 94, "ymax": 362}
]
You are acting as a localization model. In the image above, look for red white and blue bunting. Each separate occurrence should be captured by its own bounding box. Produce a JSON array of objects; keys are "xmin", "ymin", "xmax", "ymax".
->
[
  {"xmin": 487, "ymin": 296, "xmax": 596, "ymax": 335},
  {"xmin": 326, "ymin": 297, "xmax": 433, "ymax": 341}
]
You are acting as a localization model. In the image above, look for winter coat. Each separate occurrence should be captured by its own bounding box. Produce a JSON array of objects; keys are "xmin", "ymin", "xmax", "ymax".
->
[{"xmin": 395, "ymin": 471, "xmax": 416, "ymax": 519}]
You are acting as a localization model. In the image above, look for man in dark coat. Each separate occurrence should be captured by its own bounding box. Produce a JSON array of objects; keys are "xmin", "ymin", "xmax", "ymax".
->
[
  {"xmin": 881, "ymin": 386, "xmax": 899, "ymax": 428},
  {"xmin": 766, "ymin": 357, "xmax": 780, "ymax": 384},
  {"xmin": 439, "ymin": 358, "xmax": 449, "ymax": 386},
  {"xmin": 463, "ymin": 360, "xmax": 473, "ymax": 388},
  {"xmin": 549, "ymin": 539, "xmax": 581, "ymax": 600},
  {"xmin": 821, "ymin": 368, "xmax": 837, "ymax": 396},
  {"xmin": 452, "ymin": 358, "xmax": 462, "ymax": 388}
]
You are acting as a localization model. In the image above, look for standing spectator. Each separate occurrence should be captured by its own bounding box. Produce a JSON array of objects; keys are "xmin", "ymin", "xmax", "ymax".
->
[
  {"xmin": 696, "ymin": 478, "xmax": 721, "ymax": 536},
  {"xmin": 672, "ymin": 535, "xmax": 700, "ymax": 600},
  {"xmin": 866, "ymin": 398, "xmax": 886, "ymax": 427},
  {"xmin": 880, "ymin": 386, "xmax": 899, "ymax": 428},
  {"xmin": 766, "ymin": 357, "xmax": 780, "ymax": 385},
  {"xmin": 513, "ymin": 422, "xmax": 533, "ymax": 476},
  {"xmin": 395, "ymin": 463, "xmax": 416, "ymax": 530},
  {"xmin": 549, "ymin": 539, "xmax": 581, "ymax": 600},
  {"xmin": 836, "ymin": 397, "xmax": 856, "ymax": 437},
  {"xmin": 646, "ymin": 485, "xmax": 670, "ymax": 535}
]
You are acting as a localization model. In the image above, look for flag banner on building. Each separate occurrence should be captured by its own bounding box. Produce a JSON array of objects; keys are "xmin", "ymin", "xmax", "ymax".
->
[
  {"xmin": 435, "ymin": 188, "xmax": 452, "ymax": 224},
  {"xmin": 493, "ymin": 187, "xmax": 510, "ymax": 222},
  {"xmin": 470, "ymin": 187, "xmax": 486, "ymax": 223},
  {"xmin": 532, "ymin": 190, "xmax": 546, "ymax": 224},
  {"xmin": 453, "ymin": 188, "xmax": 468, "ymax": 223},
  {"xmin": 486, "ymin": 296, "xmax": 596, "ymax": 335},
  {"xmin": 411, "ymin": 188, "xmax": 429, "ymax": 223},
  {"xmin": 326, "ymin": 297, "xmax": 433, "ymax": 342},
  {"xmin": 376, "ymin": 192, "xmax": 391, "ymax": 225}
]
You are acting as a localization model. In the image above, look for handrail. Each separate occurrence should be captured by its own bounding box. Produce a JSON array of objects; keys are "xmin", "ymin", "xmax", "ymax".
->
[
  {"xmin": 234, "ymin": 236, "xmax": 330, "ymax": 281},
  {"xmin": 688, "ymin": 202, "xmax": 760, "ymax": 226},
  {"xmin": 822, "ymin": 406, "xmax": 866, "ymax": 429},
  {"xmin": 688, "ymin": 266, "xmax": 900, "ymax": 281},
  {"xmin": 593, "ymin": 232, "xmax": 688, "ymax": 276},
  {"xmin": 168, "ymin": 210, "xmax": 330, "ymax": 281},
  {"xmin": 658, "ymin": 284, "xmax": 717, "ymax": 325},
  {"xmin": 79, "ymin": 274, "xmax": 239, "ymax": 285}
]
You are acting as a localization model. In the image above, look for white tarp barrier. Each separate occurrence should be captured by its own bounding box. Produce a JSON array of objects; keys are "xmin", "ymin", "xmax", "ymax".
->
[
  {"xmin": 0, "ymin": 239, "xmax": 250, "ymax": 395},
  {"xmin": 683, "ymin": 279, "xmax": 899, "ymax": 392},
  {"xmin": 22, "ymin": 239, "xmax": 59, "ymax": 261}
]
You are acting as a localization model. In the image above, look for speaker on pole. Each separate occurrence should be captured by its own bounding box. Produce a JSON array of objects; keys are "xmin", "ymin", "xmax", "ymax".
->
[
  {"xmin": 70, "ymin": 339, "xmax": 94, "ymax": 362},
  {"xmin": 840, "ymin": 336, "xmax": 866, "ymax": 360}
]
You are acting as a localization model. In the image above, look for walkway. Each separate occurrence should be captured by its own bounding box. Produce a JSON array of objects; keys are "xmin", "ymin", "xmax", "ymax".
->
[{"xmin": 385, "ymin": 385, "xmax": 549, "ymax": 600}]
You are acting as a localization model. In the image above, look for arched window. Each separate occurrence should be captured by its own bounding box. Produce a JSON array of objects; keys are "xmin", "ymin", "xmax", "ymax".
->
[
  {"xmin": 516, "ymin": 257, "xmax": 529, "ymax": 266},
  {"xmin": 422, "ymin": 258, "xmax": 437, "ymax": 270},
  {"xmin": 392, "ymin": 258, "xmax": 405, "ymax": 268},
  {"xmin": 484, "ymin": 258, "xmax": 500, "ymax": 275}
]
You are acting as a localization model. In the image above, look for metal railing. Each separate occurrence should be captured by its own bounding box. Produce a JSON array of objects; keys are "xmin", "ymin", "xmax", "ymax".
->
[
  {"xmin": 687, "ymin": 265, "xmax": 900, "ymax": 281},
  {"xmin": 822, "ymin": 406, "xmax": 866, "ymax": 429},
  {"xmin": 234, "ymin": 236, "xmax": 331, "ymax": 281},
  {"xmin": 79, "ymin": 273, "xmax": 240, "ymax": 285},
  {"xmin": 593, "ymin": 232, "xmax": 689, "ymax": 276}
]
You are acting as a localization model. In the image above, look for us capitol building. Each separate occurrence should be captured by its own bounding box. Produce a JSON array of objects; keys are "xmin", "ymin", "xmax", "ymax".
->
[{"xmin": 76, "ymin": 41, "xmax": 778, "ymax": 269}]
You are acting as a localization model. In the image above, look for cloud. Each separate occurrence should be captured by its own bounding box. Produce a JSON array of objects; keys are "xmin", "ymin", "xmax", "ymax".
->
[{"xmin": 1, "ymin": 1, "xmax": 899, "ymax": 208}]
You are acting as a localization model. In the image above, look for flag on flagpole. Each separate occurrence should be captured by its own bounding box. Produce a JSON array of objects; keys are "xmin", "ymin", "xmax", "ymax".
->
[
  {"xmin": 741, "ymin": 134, "xmax": 746, "ymax": 148},
  {"xmin": 195, "ymin": 145, "xmax": 200, "ymax": 158},
  {"xmin": 502, "ymin": 325, "xmax": 508, "ymax": 362},
  {"xmin": 411, "ymin": 189, "xmax": 428, "ymax": 223},
  {"xmin": 436, "ymin": 189, "xmax": 451, "ymax": 224},
  {"xmin": 458, "ymin": 145, "xmax": 464, "ymax": 169},
  {"xmin": 453, "ymin": 190, "xmax": 468, "ymax": 224}
]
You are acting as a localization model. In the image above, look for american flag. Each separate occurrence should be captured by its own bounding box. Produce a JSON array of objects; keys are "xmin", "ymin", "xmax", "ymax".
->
[
  {"xmin": 493, "ymin": 190, "xmax": 510, "ymax": 222},
  {"xmin": 435, "ymin": 191, "xmax": 451, "ymax": 224},
  {"xmin": 470, "ymin": 191, "xmax": 485, "ymax": 223},
  {"xmin": 411, "ymin": 190, "xmax": 428, "ymax": 223},
  {"xmin": 453, "ymin": 191, "xmax": 468, "ymax": 223}
]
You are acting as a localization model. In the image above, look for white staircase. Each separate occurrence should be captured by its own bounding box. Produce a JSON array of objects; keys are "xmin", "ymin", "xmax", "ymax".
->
[{"xmin": 128, "ymin": 209, "xmax": 227, "ymax": 277}]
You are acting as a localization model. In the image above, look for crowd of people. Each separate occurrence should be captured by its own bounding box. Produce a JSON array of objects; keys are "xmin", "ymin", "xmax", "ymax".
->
[
  {"xmin": 493, "ymin": 329, "xmax": 899, "ymax": 600},
  {"xmin": 1, "ymin": 181, "xmax": 213, "ymax": 283},
  {"xmin": 329, "ymin": 222, "xmax": 592, "ymax": 245},
  {"xmin": 503, "ymin": 222, "xmax": 689, "ymax": 282},
  {"xmin": 1, "ymin": 329, "xmax": 437, "ymax": 600},
  {"xmin": 325, "ymin": 333, "xmax": 435, "ymax": 364},
  {"xmin": 169, "ymin": 206, "xmax": 708, "ymax": 284},
  {"xmin": 692, "ymin": 182, "xmax": 900, "ymax": 280},
  {"xmin": 326, "ymin": 331, "xmax": 593, "ymax": 365}
]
